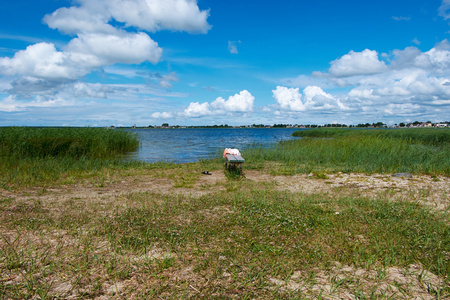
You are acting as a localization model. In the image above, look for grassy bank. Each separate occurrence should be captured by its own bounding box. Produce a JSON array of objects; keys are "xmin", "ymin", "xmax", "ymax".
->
[
  {"xmin": 0, "ymin": 127, "xmax": 139, "ymax": 159},
  {"xmin": 1, "ymin": 176, "xmax": 449, "ymax": 298},
  {"xmin": 245, "ymin": 128, "xmax": 450, "ymax": 176},
  {"xmin": 0, "ymin": 127, "xmax": 141, "ymax": 187},
  {"xmin": 292, "ymin": 128, "xmax": 450, "ymax": 146},
  {"xmin": 0, "ymin": 127, "xmax": 449, "ymax": 298}
]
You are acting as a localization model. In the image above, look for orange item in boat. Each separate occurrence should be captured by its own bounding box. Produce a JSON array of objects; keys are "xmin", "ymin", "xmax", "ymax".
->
[{"xmin": 223, "ymin": 148, "xmax": 241, "ymax": 158}]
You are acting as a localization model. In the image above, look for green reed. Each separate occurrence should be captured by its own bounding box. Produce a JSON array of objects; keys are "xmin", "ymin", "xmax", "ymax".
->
[
  {"xmin": 246, "ymin": 130, "xmax": 450, "ymax": 175},
  {"xmin": 0, "ymin": 127, "xmax": 139, "ymax": 159},
  {"xmin": 292, "ymin": 128, "xmax": 450, "ymax": 146},
  {"xmin": 0, "ymin": 127, "xmax": 140, "ymax": 187}
]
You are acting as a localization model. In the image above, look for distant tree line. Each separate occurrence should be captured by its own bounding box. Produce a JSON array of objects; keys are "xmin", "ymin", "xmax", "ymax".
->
[{"xmin": 117, "ymin": 120, "xmax": 449, "ymax": 129}]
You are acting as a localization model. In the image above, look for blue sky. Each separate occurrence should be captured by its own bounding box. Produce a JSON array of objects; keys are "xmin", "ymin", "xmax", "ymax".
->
[{"xmin": 1, "ymin": 0, "xmax": 450, "ymax": 126}]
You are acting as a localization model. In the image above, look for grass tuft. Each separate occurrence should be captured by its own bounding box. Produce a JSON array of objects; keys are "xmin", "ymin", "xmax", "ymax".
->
[{"xmin": 245, "ymin": 128, "xmax": 450, "ymax": 175}]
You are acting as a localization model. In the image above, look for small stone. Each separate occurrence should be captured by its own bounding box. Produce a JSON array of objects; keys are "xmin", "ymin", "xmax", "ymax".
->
[
  {"xmin": 107, "ymin": 283, "xmax": 124, "ymax": 295},
  {"xmin": 54, "ymin": 282, "xmax": 73, "ymax": 294},
  {"xmin": 392, "ymin": 173, "xmax": 413, "ymax": 178}
]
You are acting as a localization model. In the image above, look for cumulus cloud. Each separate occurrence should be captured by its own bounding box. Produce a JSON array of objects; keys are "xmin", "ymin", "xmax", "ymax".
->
[
  {"xmin": 346, "ymin": 43, "xmax": 450, "ymax": 104},
  {"xmin": 329, "ymin": 49, "xmax": 387, "ymax": 77},
  {"xmin": 383, "ymin": 103, "xmax": 421, "ymax": 116},
  {"xmin": 153, "ymin": 90, "xmax": 254, "ymax": 118},
  {"xmin": 210, "ymin": 90, "xmax": 254, "ymax": 112},
  {"xmin": 0, "ymin": 43, "xmax": 77, "ymax": 80},
  {"xmin": 151, "ymin": 111, "xmax": 174, "ymax": 118},
  {"xmin": 273, "ymin": 86, "xmax": 347, "ymax": 112},
  {"xmin": 44, "ymin": 0, "xmax": 211, "ymax": 34},
  {"xmin": 303, "ymin": 86, "xmax": 346, "ymax": 110},
  {"xmin": 0, "ymin": 0, "xmax": 210, "ymax": 97},
  {"xmin": 66, "ymin": 32, "xmax": 162, "ymax": 65},
  {"xmin": 389, "ymin": 41, "xmax": 450, "ymax": 74},
  {"xmin": 278, "ymin": 40, "xmax": 450, "ymax": 121},
  {"xmin": 66, "ymin": 82, "xmax": 113, "ymax": 98},
  {"xmin": 272, "ymin": 86, "xmax": 305, "ymax": 111},
  {"xmin": 183, "ymin": 101, "xmax": 212, "ymax": 117}
]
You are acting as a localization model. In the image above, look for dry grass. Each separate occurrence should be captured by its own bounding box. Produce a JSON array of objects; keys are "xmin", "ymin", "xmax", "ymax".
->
[{"xmin": 1, "ymin": 162, "xmax": 449, "ymax": 299}]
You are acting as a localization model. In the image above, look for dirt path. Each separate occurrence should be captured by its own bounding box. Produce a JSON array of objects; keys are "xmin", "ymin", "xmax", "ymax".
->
[{"xmin": 2, "ymin": 171, "xmax": 448, "ymax": 212}]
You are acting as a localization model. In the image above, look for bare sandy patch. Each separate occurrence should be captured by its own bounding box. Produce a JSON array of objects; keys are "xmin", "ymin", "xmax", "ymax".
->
[
  {"xmin": 244, "ymin": 171, "xmax": 449, "ymax": 212},
  {"xmin": 1, "ymin": 170, "xmax": 448, "ymax": 213},
  {"xmin": 268, "ymin": 263, "xmax": 444, "ymax": 299}
]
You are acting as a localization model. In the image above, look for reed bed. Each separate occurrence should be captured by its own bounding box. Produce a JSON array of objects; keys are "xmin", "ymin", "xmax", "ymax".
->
[
  {"xmin": 0, "ymin": 127, "xmax": 139, "ymax": 159},
  {"xmin": 292, "ymin": 128, "xmax": 450, "ymax": 146},
  {"xmin": 246, "ymin": 128, "xmax": 450, "ymax": 175},
  {"xmin": 0, "ymin": 127, "xmax": 140, "ymax": 187}
]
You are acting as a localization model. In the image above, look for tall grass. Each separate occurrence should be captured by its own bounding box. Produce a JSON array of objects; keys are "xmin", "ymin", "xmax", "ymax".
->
[
  {"xmin": 246, "ymin": 129, "xmax": 450, "ymax": 175},
  {"xmin": 0, "ymin": 127, "xmax": 140, "ymax": 187},
  {"xmin": 293, "ymin": 128, "xmax": 450, "ymax": 146},
  {"xmin": 0, "ymin": 127, "xmax": 139, "ymax": 159}
]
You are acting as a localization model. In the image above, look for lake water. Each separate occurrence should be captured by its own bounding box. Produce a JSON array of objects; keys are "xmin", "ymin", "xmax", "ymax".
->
[{"xmin": 125, "ymin": 128, "xmax": 303, "ymax": 163}]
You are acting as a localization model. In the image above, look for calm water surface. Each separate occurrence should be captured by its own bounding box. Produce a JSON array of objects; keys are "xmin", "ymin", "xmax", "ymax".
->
[{"xmin": 125, "ymin": 128, "xmax": 303, "ymax": 163}]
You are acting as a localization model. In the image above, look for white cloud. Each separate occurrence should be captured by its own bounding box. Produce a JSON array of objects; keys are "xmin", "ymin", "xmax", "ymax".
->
[
  {"xmin": 0, "ymin": 0, "xmax": 210, "ymax": 98},
  {"xmin": 303, "ymin": 86, "xmax": 346, "ymax": 110},
  {"xmin": 275, "ymin": 40, "xmax": 450, "ymax": 121},
  {"xmin": 383, "ymin": 103, "xmax": 421, "ymax": 116},
  {"xmin": 273, "ymin": 86, "xmax": 348, "ymax": 112},
  {"xmin": 103, "ymin": 68, "xmax": 179, "ymax": 89},
  {"xmin": 104, "ymin": 0, "xmax": 210, "ymax": 33},
  {"xmin": 228, "ymin": 41, "xmax": 240, "ymax": 54},
  {"xmin": 279, "ymin": 74, "xmax": 333, "ymax": 89},
  {"xmin": 0, "ymin": 43, "xmax": 76, "ymax": 80},
  {"xmin": 210, "ymin": 90, "xmax": 254, "ymax": 112},
  {"xmin": 154, "ymin": 90, "xmax": 254, "ymax": 118},
  {"xmin": 390, "ymin": 41, "xmax": 450, "ymax": 74},
  {"xmin": 331, "ymin": 42, "xmax": 450, "ymax": 120},
  {"xmin": 44, "ymin": 0, "xmax": 211, "ymax": 34},
  {"xmin": 183, "ymin": 101, "xmax": 212, "ymax": 117},
  {"xmin": 439, "ymin": 0, "xmax": 450, "ymax": 20},
  {"xmin": 159, "ymin": 72, "xmax": 179, "ymax": 88},
  {"xmin": 0, "ymin": 96, "xmax": 20, "ymax": 112},
  {"xmin": 329, "ymin": 49, "xmax": 387, "ymax": 77},
  {"xmin": 0, "ymin": 35, "xmax": 162, "ymax": 96},
  {"xmin": 348, "ymin": 88, "xmax": 378, "ymax": 100},
  {"xmin": 151, "ymin": 111, "xmax": 174, "ymax": 118},
  {"xmin": 43, "ymin": 6, "xmax": 113, "ymax": 35},
  {"xmin": 272, "ymin": 86, "xmax": 305, "ymax": 111},
  {"xmin": 0, "ymin": 95, "xmax": 71, "ymax": 112},
  {"xmin": 66, "ymin": 32, "xmax": 162, "ymax": 65},
  {"xmin": 392, "ymin": 16, "xmax": 410, "ymax": 21},
  {"xmin": 65, "ymin": 82, "xmax": 112, "ymax": 98}
]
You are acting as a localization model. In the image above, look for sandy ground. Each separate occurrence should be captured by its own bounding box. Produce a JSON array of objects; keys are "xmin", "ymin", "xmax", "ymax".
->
[
  {"xmin": 2, "ymin": 170, "xmax": 449, "ymax": 213},
  {"xmin": 1, "ymin": 171, "xmax": 449, "ymax": 299}
]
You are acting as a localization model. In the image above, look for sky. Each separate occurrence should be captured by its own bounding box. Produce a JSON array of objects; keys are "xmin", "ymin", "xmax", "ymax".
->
[{"xmin": 1, "ymin": 0, "xmax": 450, "ymax": 126}]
